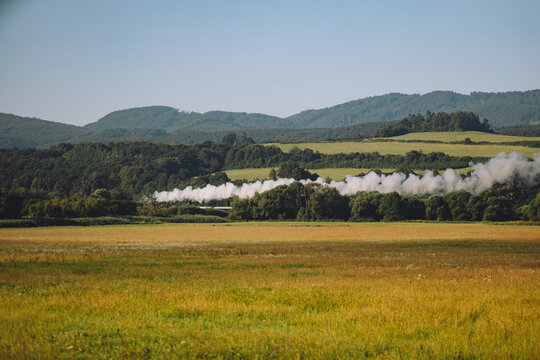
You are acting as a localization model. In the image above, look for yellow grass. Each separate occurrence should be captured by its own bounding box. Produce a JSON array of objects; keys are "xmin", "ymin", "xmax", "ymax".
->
[
  {"xmin": 226, "ymin": 168, "xmax": 398, "ymax": 181},
  {"xmin": 226, "ymin": 167, "xmax": 276, "ymax": 181},
  {"xmin": 268, "ymin": 140, "xmax": 540, "ymax": 158},
  {"xmin": 1, "ymin": 222, "xmax": 539, "ymax": 359},
  {"xmin": 389, "ymin": 131, "xmax": 540, "ymax": 143},
  {"xmin": 226, "ymin": 168, "xmax": 471, "ymax": 181}
]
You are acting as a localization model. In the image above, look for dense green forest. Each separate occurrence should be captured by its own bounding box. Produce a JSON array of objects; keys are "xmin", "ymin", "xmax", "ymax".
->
[
  {"xmin": 285, "ymin": 90, "xmax": 540, "ymax": 128},
  {"xmin": 0, "ymin": 112, "xmax": 388, "ymax": 148},
  {"xmin": 0, "ymin": 137, "xmax": 538, "ymax": 223},
  {"xmin": 375, "ymin": 111, "xmax": 493, "ymax": 137},
  {"xmin": 0, "ymin": 140, "xmax": 485, "ymax": 200},
  {"xmin": 228, "ymin": 181, "xmax": 540, "ymax": 222},
  {"xmin": 2, "ymin": 90, "xmax": 540, "ymax": 148},
  {"xmin": 85, "ymin": 107, "xmax": 288, "ymax": 132},
  {"xmin": 497, "ymin": 123, "xmax": 540, "ymax": 137}
]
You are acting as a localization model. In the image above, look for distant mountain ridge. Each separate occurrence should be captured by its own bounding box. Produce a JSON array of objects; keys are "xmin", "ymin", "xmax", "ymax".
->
[
  {"xmin": 85, "ymin": 106, "xmax": 290, "ymax": 132},
  {"xmin": 2, "ymin": 90, "xmax": 540, "ymax": 148}
]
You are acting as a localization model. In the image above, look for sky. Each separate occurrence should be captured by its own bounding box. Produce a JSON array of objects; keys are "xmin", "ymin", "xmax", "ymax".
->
[{"xmin": 0, "ymin": 0, "xmax": 539, "ymax": 126}]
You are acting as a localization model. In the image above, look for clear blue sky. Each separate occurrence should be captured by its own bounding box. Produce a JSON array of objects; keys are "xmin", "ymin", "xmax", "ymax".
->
[{"xmin": 1, "ymin": 0, "xmax": 539, "ymax": 126}]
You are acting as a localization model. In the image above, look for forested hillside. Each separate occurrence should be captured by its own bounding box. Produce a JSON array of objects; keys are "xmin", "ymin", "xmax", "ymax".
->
[
  {"xmin": 0, "ymin": 141, "xmax": 485, "ymax": 199},
  {"xmin": 375, "ymin": 111, "xmax": 493, "ymax": 137},
  {"xmin": 285, "ymin": 90, "xmax": 540, "ymax": 128},
  {"xmin": 0, "ymin": 113, "xmax": 90, "ymax": 148},
  {"xmin": 2, "ymin": 90, "xmax": 540, "ymax": 148},
  {"xmin": 85, "ymin": 106, "xmax": 289, "ymax": 131}
]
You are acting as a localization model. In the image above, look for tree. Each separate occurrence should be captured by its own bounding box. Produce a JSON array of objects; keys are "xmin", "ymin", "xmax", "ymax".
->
[
  {"xmin": 349, "ymin": 191, "xmax": 382, "ymax": 221},
  {"xmin": 522, "ymin": 192, "xmax": 540, "ymax": 221},
  {"xmin": 221, "ymin": 132, "xmax": 237, "ymax": 146},
  {"xmin": 0, "ymin": 189, "xmax": 24, "ymax": 219},
  {"xmin": 305, "ymin": 186, "xmax": 349, "ymax": 221},
  {"xmin": 229, "ymin": 197, "xmax": 252, "ymax": 220},
  {"xmin": 425, "ymin": 195, "xmax": 451, "ymax": 221},
  {"xmin": 277, "ymin": 161, "xmax": 317, "ymax": 181},
  {"xmin": 378, "ymin": 192, "xmax": 404, "ymax": 221},
  {"xmin": 444, "ymin": 190, "xmax": 472, "ymax": 221}
]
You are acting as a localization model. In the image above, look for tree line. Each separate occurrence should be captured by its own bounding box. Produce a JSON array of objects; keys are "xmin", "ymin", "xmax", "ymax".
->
[
  {"xmin": 375, "ymin": 111, "xmax": 493, "ymax": 137},
  {"xmin": 0, "ymin": 140, "xmax": 486, "ymax": 201},
  {"xmin": 229, "ymin": 180, "xmax": 540, "ymax": 222}
]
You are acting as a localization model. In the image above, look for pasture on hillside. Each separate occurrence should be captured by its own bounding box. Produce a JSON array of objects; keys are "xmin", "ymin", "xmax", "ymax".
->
[
  {"xmin": 268, "ymin": 140, "xmax": 540, "ymax": 158},
  {"xmin": 1, "ymin": 223, "xmax": 539, "ymax": 359},
  {"xmin": 225, "ymin": 167, "xmax": 472, "ymax": 182},
  {"xmin": 389, "ymin": 131, "xmax": 540, "ymax": 143}
]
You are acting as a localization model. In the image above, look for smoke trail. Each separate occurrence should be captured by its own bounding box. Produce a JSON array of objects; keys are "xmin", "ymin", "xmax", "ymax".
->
[{"xmin": 153, "ymin": 152, "xmax": 540, "ymax": 203}]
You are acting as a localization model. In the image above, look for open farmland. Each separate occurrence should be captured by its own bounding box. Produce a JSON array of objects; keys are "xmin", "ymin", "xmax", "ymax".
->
[
  {"xmin": 225, "ymin": 167, "xmax": 472, "ymax": 182},
  {"xmin": 1, "ymin": 223, "xmax": 539, "ymax": 359},
  {"xmin": 268, "ymin": 140, "xmax": 540, "ymax": 158},
  {"xmin": 388, "ymin": 131, "xmax": 540, "ymax": 143},
  {"xmin": 225, "ymin": 168, "xmax": 397, "ymax": 181}
]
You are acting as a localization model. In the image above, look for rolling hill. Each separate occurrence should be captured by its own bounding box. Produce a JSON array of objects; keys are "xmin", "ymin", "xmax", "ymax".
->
[
  {"xmin": 84, "ymin": 106, "xmax": 290, "ymax": 132},
  {"xmin": 2, "ymin": 90, "xmax": 540, "ymax": 148},
  {"xmin": 285, "ymin": 90, "xmax": 540, "ymax": 128},
  {"xmin": 0, "ymin": 113, "xmax": 90, "ymax": 148}
]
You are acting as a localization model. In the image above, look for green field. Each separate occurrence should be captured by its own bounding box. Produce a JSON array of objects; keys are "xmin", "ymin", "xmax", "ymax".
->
[
  {"xmin": 225, "ymin": 167, "xmax": 472, "ymax": 181},
  {"xmin": 268, "ymin": 140, "xmax": 540, "ymax": 158},
  {"xmin": 1, "ymin": 223, "xmax": 539, "ymax": 359},
  {"xmin": 389, "ymin": 131, "xmax": 540, "ymax": 143},
  {"xmin": 226, "ymin": 168, "xmax": 397, "ymax": 181}
]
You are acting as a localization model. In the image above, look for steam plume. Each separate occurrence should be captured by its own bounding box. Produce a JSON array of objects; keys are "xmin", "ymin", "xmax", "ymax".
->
[{"xmin": 154, "ymin": 152, "xmax": 540, "ymax": 203}]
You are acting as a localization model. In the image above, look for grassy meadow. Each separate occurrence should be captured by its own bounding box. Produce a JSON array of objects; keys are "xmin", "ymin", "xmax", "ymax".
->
[
  {"xmin": 225, "ymin": 168, "xmax": 472, "ymax": 182},
  {"xmin": 388, "ymin": 131, "xmax": 540, "ymax": 143},
  {"xmin": 268, "ymin": 140, "xmax": 540, "ymax": 158},
  {"xmin": 225, "ymin": 168, "xmax": 397, "ymax": 181},
  {"xmin": 1, "ymin": 222, "xmax": 539, "ymax": 359}
]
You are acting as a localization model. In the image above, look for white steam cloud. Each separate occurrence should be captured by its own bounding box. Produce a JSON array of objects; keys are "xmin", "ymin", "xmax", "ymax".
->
[{"xmin": 153, "ymin": 152, "xmax": 540, "ymax": 203}]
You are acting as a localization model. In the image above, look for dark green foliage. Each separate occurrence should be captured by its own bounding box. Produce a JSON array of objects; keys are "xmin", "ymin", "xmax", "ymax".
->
[
  {"xmin": 479, "ymin": 188, "xmax": 515, "ymax": 221},
  {"xmin": 229, "ymin": 197, "xmax": 254, "ymax": 221},
  {"xmin": 0, "ymin": 113, "xmax": 90, "ymax": 148},
  {"xmin": 304, "ymin": 187, "xmax": 350, "ymax": 221},
  {"xmin": 444, "ymin": 190, "xmax": 472, "ymax": 221},
  {"xmin": 497, "ymin": 123, "xmax": 540, "ymax": 137},
  {"xmin": 466, "ymin": 196, "xmax": 486, "ymax": 221},
  {"xmin": 0, "ymin": 215, "xmax": 227, "ymax": 228},
  {"xmin": 375, "ymin": 111, "xmax": 493, "ymax": 137},
  {"xmin": 425, "ymin": 195, "xmax": 451, "ymax": 221},
  {"xmin": 277, "ymin": 162, "xmax": 318, "ymax": 181},
  {"xmin": 0, "ymin": 189, "xmax": 24, "ymax": 219},
  {"xmin": 0, "ymin": 141, "xmax": 229, "ymax": 197},
  {"xmin": 401, "ymin": 195, "xmax": 427, "ymax": 220},
  {"xmin": 24, "ymin": 189, "xmax": 137, "ymax": 218},
  {"xmin": 84, "ymin": 106, "xmax": 288, "ymax": 132},
  {"xmin": 522, "ymin": 192, "xmax": 540, "ymax": 221},
  {"xmin": 285, "ymin": 90, "xmax": 540, "ymax": 128},
  {"xmin": 251, "ymin": 184, "xmax": 306, "ymax": 220},
  {"xmin": 223, "ymin": 145, "xmax": 482, "ymax": 172},
  {"xmin": 349, "ymin": 192, "xmax": 383, "ymax": 221},
  {"xmin": 221, "ymin": 132, "xmax": 237, "ymax": 146},
  {"xmin": 378, "ymin": 192, "xmax": 406, "ymax": 221}
]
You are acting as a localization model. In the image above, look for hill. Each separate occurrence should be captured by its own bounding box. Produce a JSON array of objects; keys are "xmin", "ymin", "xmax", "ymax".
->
[
  {"xmin": 374, "ymin": 111, "xmax": 493, "ymax": 137},
  {"xmin": 2, "ymin": 90, "xmax": 540, "ymax": 148},
  {"xmin": 85, "ymin": 106, "xmax": 290, "ymax": 132},
  {"xmin": 0, "ymin": 113, "xmax": 90, "ymax": 148},
  {"xmin": 285, "ymin": 90, "xmax": 540, "ymax": 128}
]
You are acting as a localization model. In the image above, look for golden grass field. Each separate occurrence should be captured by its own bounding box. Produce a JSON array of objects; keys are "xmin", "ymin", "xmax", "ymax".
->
[
  {"xmin": 1, "ymin": 222, "xmax": 539, "ymax": 359},
  {"xmin": 225, "ymin": 168, "xmax": 471, "ymax": 181},
  {"xmin": 268, "ymin": 140, "xmax": 540, "ymax": 158},
  {"xmin": 389, "ymin": 131, "xmax": 540, "ymax": 143},
  {"xmin": 225, "ymin": 168, "xmax": 397, "ymax": 181}
]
